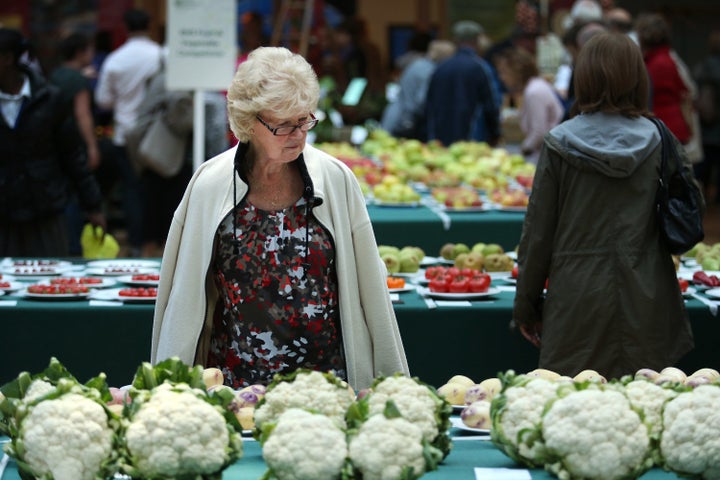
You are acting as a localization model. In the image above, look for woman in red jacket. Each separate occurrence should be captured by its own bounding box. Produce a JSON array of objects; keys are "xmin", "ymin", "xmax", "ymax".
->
[{"xmin": 637, "ymin": 13, "xmax": 692, "ymax": 144}]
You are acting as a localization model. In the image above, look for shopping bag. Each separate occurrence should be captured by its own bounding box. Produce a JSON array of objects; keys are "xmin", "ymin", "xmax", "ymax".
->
[{"xmin": 81, "ymin": 223, "xmax": 120, "ymax": 259}]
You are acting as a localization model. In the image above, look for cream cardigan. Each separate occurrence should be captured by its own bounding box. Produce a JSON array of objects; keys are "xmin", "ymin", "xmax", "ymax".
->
[{"xmin": 151, "ymin": 143, "xmax": 409, "ymax": 390}]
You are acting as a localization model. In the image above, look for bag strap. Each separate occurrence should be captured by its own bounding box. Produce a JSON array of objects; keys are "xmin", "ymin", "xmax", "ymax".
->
[{"xmin": 649, "ymin": 116, "xmax": 671, "ymax": 191}]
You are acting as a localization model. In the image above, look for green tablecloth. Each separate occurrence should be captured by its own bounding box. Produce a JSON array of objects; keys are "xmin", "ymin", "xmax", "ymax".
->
[
  {"xmin": 368, "ymin": 204, "xmax": 525, "ymax": 254},
  {"xmin": 2, "ymin": 282, "xmax": 718, "ymax": 388},
  {"xmin": 0, "ymin": 435, "xmax": 683, "ymax": 479}
]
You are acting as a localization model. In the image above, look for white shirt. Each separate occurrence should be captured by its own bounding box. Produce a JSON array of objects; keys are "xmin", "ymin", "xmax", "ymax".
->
[
  {"xmin": 95, "ymin": 36, "xmax": 163, "ymax": 145},
  {"xmin": 0, "ymin": 75, "xmax": 31, "ymax": 128}
]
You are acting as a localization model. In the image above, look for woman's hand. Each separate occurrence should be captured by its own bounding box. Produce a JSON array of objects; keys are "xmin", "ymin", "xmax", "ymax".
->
[{"xmin": 519, "ymin": 322, "xmax": 542, "ymax": 348}]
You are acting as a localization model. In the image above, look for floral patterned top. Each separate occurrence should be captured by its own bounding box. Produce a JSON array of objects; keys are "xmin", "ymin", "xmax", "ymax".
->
[{"xmin": 208, "ymin": 195, "xmax": 346, "ymax": 388}]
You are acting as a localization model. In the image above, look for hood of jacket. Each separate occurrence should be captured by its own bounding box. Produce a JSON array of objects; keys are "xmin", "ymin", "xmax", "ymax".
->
[{"xmin": 546, "ymin": 112, "xmax": 661, "ymax": 178}]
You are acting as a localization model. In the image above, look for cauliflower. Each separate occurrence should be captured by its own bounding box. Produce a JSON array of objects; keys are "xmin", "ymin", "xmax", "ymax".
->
[
  {"xmin": 620, "ymin": 378, "xmax": 679, "ymax": 438},
  {"xmin": 254, "ymin": 369, "xmax": 355, "ymax": 433},
  {"xmin": 490, "ymin": 371, "xmax": 562, "ymax": 467},
  {"xmin": 348, "ymin": 406, "xmax": 429, "ymax": 480},
  {"xmin": 364, "ymin": 374, "xmax": 453, "ymax": 458},
  {"xmin": 121, "ymin": 383, "xmax": 243, "ymax": 479},
  {"xmin": 260, "ymin": 408, "xmax": 348, "ymax": 480},
  {"xmin": 659, "ymin": 384, "xmax": 720, "ymax": 479},
  {"xmin": 0, "ymin": 358, "xmax": 120, "ymax": 480},
  {"xmin": 20, "ymin": 392, "xmax": 115, "ymax": 480},
  {"xmin": 541, "ymin": 386, "xmax": 652, "ymax": 480}
]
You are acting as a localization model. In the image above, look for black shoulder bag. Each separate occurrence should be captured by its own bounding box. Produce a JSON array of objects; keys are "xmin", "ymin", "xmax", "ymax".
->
[{"xmin": 649, "ymin": 117, "xmax": 705, "ymax": 255}]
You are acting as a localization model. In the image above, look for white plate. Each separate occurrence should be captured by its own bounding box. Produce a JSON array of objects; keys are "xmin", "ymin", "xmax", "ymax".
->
[
  {"xmin": 85, "ymin": 267, "xmax": 159, "ymax": 277},
  {"xmin": 116, "ymin": 274, "xmax": 160, "ymax": 287},
  {"xmin": 1, "ymin": 259, "xmax": 73, "ymax": 268},
  {"xmin": 678, "ymin": 270, "xmax": 720, "ymax": 282},
  {"xmin": 0, "ymin": 281, "xmax": 28, "ymax": 293},
  {"xmin": 43, "ymin": 277, "xmax": 117, "ymax": 288},
  {"xmin": 90, "ymin": 288, "xmax": 157, "ymax": 303},
  {"xmin": 388, "ymin": 286, "xmax": 416, "ymax": 294},
  {"xmin": 703, "ymin": 287, "xmax": 720, "ymax": 300},
  {"xmin": 420, "ymin": 256, "xmax": 443, "ymax": 266},
  {"xmin": 450, "ymin": 416, "xmax": 490, "ymax": 434},
  {"xmin": 485, "ymin": 271, "xmax": 514, "ymax": 279},
  {"xmin": 391, "ymin": 269, "xmax": 425, "ymax": 279},
  {"xmin": 425, "ymin": 287, "xmax": 501, "ymax": 300},
  {"xmin": 2, "ymin": 266, "xmax": 71, "ymax": 277},
  {"xmin": 682, "ymin": 258, "xmax": 699, "ymax": 268},
  {"xmin": 20, "ymin": 289, "xmax": 91, "ymax": 300},
  {"xmin": 496, "ymin": 275, "xmax": 517, "ymax": 284},
  {"xmin": 373, "ymin": 200, "xmax": 420, "ymax": 208},
  {"xmin": 86, "ymin": 259, "xmax": 161, "ymax": 269}
]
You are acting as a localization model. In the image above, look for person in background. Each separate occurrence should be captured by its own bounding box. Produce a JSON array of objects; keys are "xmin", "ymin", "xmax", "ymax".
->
[
  {"xmin": 151, "ymin": 47, "xmax": 409, "ymax": 390},
  {"xmin": 0, "ymin": 28, "xmax": 105, "ymax": 256},
  {"xmin": 494, "ymin": 47, "xmax": 565, "ymax": 164},
  {"xmin": 381, "ymin": 37, "xmax": 455, "ymax": 141},
  {"xmin": 95, "ymin": 8, "xmax": 163, "ymax": 257},
  {"xmin": 513, "ymin": 33, "xmax": 696, "ymax": 380},
  {"xmin": 636, "ymin": 13, "xmax": 692, "ymax": 147},
  {"xmin": 425, "ymin": 20, "xmax": 501, "ymax": 146},
  {"xmin": 50, "ymin": 31, "xmax": 103, "ymax": 255},
  {"xmin": 693, "ymin": 30, "xmax": 720, "ymax": 203}
]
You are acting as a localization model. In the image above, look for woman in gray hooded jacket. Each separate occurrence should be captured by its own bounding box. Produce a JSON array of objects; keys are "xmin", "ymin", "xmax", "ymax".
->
[{"xmin": 513, "ymin": 33, "xmax": 698, "ymax": 380}]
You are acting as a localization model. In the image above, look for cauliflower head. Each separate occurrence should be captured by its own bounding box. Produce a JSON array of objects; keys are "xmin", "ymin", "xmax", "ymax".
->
[
  {"xmin": 365, "ymin": 374, "xmax": 452, "ymax": 458},
  {"xmin": 490, "ymin": 372, "xmax": 562, "ymax": 467},
  {"xmin": 621, "ymin": 379, "xmax": 679, "ymax": 438},
  {"xmin": 348, "ymin": 411, "xmax": 427, "ymax": 480},
  {"xmin": 122, "ymin": 383, "xmax": 242, "ymax": 479},
  {"xmin": 261, "ymin": 408, "xmax": 348, "ymax": 480},
  {"xmin": 659, "ymin": 384, "xmax": 720, "ymax": 479},
  {"xmin": 542, "ymin": 386, "xmax": 652, "ymax": 480},
  {"xmin": 254, "ymin": 370, "xmax": 355, "ymax": 433},
  {"xmin": 19, "ymin": 392, "xmax": 115, "ymax": 480}
]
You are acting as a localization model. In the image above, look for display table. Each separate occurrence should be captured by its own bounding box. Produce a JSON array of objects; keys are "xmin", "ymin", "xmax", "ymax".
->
[
  {"xmin": 0, "ymin": 434, "xmax": 684, "ymax": 479},
  {"xmin": 368, "ymin": 203, "xmax": 525, "ymax": 253},
  {"xmin": 1, "ymin": 282, "xmax": 718, "ymax": 388}
]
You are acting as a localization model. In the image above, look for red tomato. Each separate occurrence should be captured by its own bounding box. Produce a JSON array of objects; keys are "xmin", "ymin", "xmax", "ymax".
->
[
  {"xmin": 448, "ymin": 276, "xmax": 470, "ymax": 293},
  {"xmin": 511, "ymin": 265, "xmax": 519, "ymax": 279},
  {"xmin": 460, "ymin": 268, "xmax": 477, "ymax": 277},
  {"xmin": 429, "ymin": 276, "xmax": 449, "ymax": 293},
  {"xmin": 445, "ymin": 267, "xmax": 460, "ymax": 277},
  {"xmin": 678, "ymin": 278, "xmax": 689, "ymax": 292},
  {"xmin": 469, "ymin": 274, "xmax": 491, "ymax": 293},
  {"xmin": 424, "ymin": 266, "xmax": 446, "ymax": 280}
]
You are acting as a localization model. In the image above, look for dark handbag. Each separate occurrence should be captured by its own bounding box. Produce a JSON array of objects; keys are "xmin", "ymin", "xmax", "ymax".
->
[{"xmin": 650, "ymin": 117, "xmax": 705, "ymax": 255}]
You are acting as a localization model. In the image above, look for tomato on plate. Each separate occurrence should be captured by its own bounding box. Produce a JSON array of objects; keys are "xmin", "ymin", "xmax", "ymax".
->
[
  {"xmin": 387, "ymin": 276, "xmax": 405, "ymax": 289},
  {"xmin": 424, "ymin": 266, "xmax": 446, "ymax": 280},
  {"xmin": 429, "ymin": 275, "xmax": 451, "ymax": 293},
  {"xmin": 468, "ymin": 273, "xmax": 491, "ymax": 293},
  {"xmin": 119, "ymin": 287, "xmax": 157, "ymax": 297},
  {"xmin": 511, "ymin": 265, "xmax": 519, "ymax": 279},
  {"xmin": 448, "ymin": 275, "xmax": 470, "ymax": 293},
  {"xmin": 678, "ymin": 278, "xmax": 689, "ymax": 292}
]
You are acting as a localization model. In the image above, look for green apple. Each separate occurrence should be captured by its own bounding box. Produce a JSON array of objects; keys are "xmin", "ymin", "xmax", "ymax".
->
[
  {"xmin": 481, "ymin": 243, "xmax": 504, "ymax": 256},
  {"xmin": 471, "ymin": 242, "xmax": 486, "ymax": 254},
  {"xmin": 701, "ymin": 257, "xmax": 720, "ymax": 271},
  {"xmin": 381, "ymin": 252, "xmax": 401, "ymax": 274},
  {"xmin": 452, "ymin": 243, "xmax": 470, "ymax": 259},
  {"xmin": 378, "ymin": 245, "xmax": 400, "ymax": 257},
  {"xmin": 440, "ymin": 243, "xmax": 456, "ymax": 260},
  {"xmin": 399, "ymin": 250, "xmax": 420, "ymax": 273}
]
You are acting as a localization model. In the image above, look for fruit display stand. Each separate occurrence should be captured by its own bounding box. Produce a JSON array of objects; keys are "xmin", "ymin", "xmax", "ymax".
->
[
  {"xmin": 1, "ymin": 280, "xmax": 719, "ymax": 390},
  {"xmin": 0, "ymin": 432, "xmax": 688, "ymax": 479}
]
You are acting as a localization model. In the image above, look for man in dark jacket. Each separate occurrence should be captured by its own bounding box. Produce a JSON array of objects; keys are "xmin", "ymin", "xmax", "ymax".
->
[
  {"xmin": 425, "ymin": 20, "xmax": 501, "ymax": 147},
  {"xmin": 0, "ymin": 28, "xmax": 105, "ymax": 256}
]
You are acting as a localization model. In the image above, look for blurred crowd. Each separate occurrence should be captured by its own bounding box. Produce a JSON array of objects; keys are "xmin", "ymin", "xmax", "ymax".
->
[{"xmin": 1, "ymin": 0, "xmax": 719, "ymax": 258}]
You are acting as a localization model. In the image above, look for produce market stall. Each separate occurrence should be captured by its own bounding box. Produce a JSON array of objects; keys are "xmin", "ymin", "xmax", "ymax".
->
[
  {"xmin": 1, "ymin": 278, "xmax": 718, "ymax": 388},
  {"xmin": 0, "ymin": 433, "xmax": 686, "ymax": 479}
]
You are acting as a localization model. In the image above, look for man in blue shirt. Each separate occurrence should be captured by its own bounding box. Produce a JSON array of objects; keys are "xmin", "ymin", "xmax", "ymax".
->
[{"xmin": 425, "ymin": 20, "xmax": 501, "ymax": 146}]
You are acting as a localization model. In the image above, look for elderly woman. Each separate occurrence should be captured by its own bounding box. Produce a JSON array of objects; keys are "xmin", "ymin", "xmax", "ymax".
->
[{"xmin": 151, "ymin": 47, "xmax": 409, "ymax": 390}]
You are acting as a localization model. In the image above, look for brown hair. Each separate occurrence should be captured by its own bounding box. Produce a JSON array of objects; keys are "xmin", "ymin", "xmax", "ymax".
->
[
  {"xmin": 497, "ymin": 47, "xmax": 539, "ymax": 87},
  {"xmin": 571, "ymin": 33, "xmax": 649, "ymax": 118}
]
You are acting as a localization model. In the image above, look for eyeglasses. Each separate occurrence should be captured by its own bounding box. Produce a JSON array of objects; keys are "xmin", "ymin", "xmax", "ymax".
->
[{"xmin": 255, "ymin": 113, "xmax": 318, "ymax": 136}]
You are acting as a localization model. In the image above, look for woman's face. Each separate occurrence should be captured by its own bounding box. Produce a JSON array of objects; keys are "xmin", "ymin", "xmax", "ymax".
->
[{"xmin": 251, "ymin": 111, "xmax": 315, "ymax": 166}]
